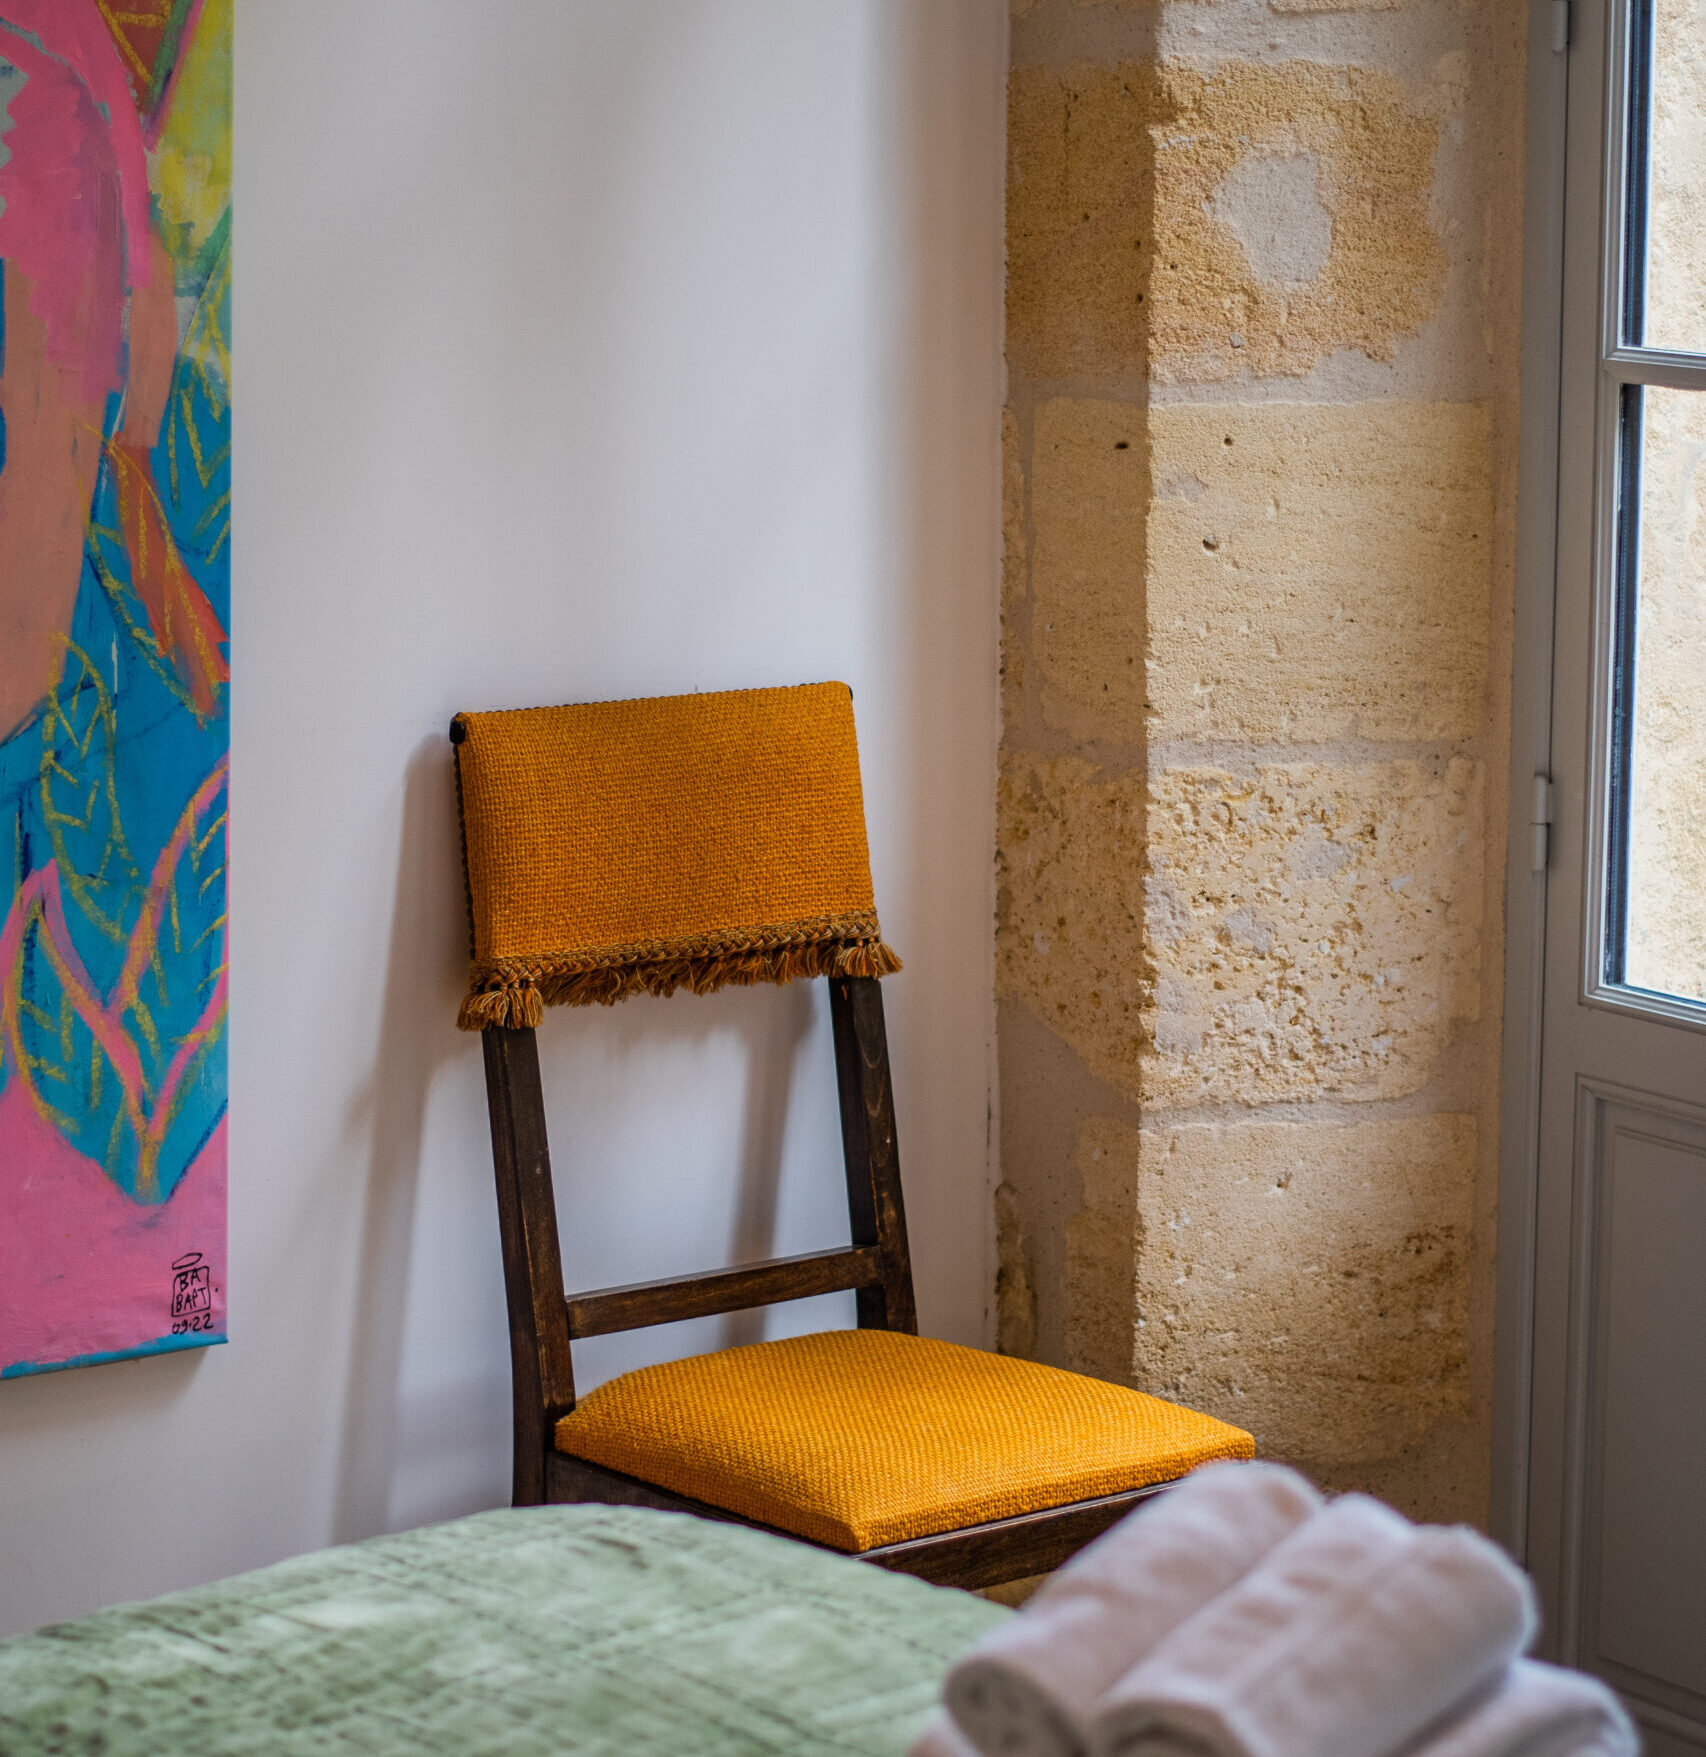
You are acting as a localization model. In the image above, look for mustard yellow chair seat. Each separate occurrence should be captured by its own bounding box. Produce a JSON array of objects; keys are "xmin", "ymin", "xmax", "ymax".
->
[{"xmin": 555, "ymin": 1328, "xmax": 1254, "ymax": 1553}]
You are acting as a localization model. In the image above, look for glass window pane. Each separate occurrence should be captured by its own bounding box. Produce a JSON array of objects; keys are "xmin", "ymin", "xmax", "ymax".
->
[
  {"xmin": 1631, "ymin": 0, "xmax": 1706, "ymax": 353},
  {"xmin": 1616, "ymin": 385, "xmax": 1706, "ymax": 1006}
]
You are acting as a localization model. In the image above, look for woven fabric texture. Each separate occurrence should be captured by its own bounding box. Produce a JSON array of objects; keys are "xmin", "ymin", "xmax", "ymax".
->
[
  {"xmin": 453, "ymin": 682, "xmax": 899, "ymax": 1028},
  {"xmin": 0, "ymin": 1505, "xmax": 1005, "ymax": 1756},
  {"xmin": 554, "ymin": 1329, "xmax": 1254, "ymax": 1552}
]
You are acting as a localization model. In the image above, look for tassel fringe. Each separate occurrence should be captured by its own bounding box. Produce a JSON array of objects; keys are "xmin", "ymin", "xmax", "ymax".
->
[
  {"xmin": 457, "ymin": 931, "xmax": 901, "ymax": 1031},
  {"xmin": 457, "ymin": 985, "xmax": 546, "ymax": 1031}
]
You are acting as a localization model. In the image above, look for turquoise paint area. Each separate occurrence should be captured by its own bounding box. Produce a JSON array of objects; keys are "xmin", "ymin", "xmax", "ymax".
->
[
  {"xmin": 1, "ymin": 222, "xmax": 231, "ymax": 1203},
  {"xmin": 2, "ymin": 1328, "xmax": 225, "ymax": 1379}
]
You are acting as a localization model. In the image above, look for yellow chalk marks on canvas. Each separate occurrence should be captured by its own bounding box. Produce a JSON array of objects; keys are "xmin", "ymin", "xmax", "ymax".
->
[
  {"xmin": 38, "ymin": 641, "xmax": 141, "ymax": 948},
  {"xmin": 148, "ymin": 0, "xmax": 233, "ymax": 279},
  {"xmin": 95, "ymin": 3, "xmax": 178, "ymax": 89}
]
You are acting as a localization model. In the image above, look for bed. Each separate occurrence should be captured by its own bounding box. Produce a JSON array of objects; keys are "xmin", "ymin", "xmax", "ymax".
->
[{"xmin": 0, "ymin": 1504, "xmax": 1005, "ymax": 1755}]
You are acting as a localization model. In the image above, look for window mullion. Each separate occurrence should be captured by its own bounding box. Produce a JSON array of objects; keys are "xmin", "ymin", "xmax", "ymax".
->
[{"xmin": 1603, "ymin": 347, "xmax": 1706, "ymax": 389}]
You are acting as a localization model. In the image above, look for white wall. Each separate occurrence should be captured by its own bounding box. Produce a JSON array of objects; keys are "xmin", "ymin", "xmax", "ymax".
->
[{"xmin": 0, "ymin": 0, "xmax": 1007, "ymax": 1635}]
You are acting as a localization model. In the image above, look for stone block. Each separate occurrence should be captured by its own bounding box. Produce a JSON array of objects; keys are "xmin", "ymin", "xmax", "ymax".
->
[
  {"xmin": 1148, "ymin": 401, "xmax": 1493, "ymax": 742},
  {"xmin": 995, "ymin": 1180, "xmax": 1039, "ymax": 1358},
  {"xmin": 1075, "ymin": 1113, "xmax": 1476, "ymax": 1466},
  {"xmin": 1007, "ymin": 60, "xmax": 1445, "ymax": 383},
  {"xmin": 1269, "ymin": 0, "xmax": 1402, "ymax": 12},
  {"xmin": 1065, "ymin": 1115, "xmax": 1143, "ymax": 1380},
  {"xmin": 1146, "ymin": 759, "xmax": 1485, "ymax": 1106},
  {"xmin": 1001, "ymin": 406, "xmax": 1029, "ymax": 710},
  {"xmin": 1150, "ymin": 61, "xmax": 1445, "ymax": 382},
  {"xmin": 999, "ymin": 750, "xmax": 1485, "ymax": 1105},
  {"xmin": 1007, "ymin": 63, "xmax": 1156, "ymax": 380},
  {"xmin": 996, "ymin": 749, "xmax": 1149, "ymax": 1098},
  {"xmin": 1031, "ymin": 398, "xmax": 1148, "ymax": 742}
]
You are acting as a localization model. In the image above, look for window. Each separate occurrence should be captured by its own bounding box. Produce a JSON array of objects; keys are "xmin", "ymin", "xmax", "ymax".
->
[{"xmin": 1598, "ymin": 0, "xmax": 1706, "ymax": 1013}]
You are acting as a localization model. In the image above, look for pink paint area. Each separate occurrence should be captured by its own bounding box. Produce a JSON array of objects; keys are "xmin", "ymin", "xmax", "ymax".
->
[
  {"xmin": 0, "ymin": 5, "xmax": 152, "ymax": 401},
  {"xmin": 0, "ymin": 1082, "xmax": 226, "ymax": 1375},
  {"xmin": 0, "ymin": 1, "xmax": 153, "ymax": 267}
]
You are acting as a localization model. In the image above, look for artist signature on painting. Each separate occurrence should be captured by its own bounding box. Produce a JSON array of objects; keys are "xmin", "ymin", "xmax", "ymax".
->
[{"xmin": 170, "ymin": 1252, "xmax": 216, "ymax": 1335}]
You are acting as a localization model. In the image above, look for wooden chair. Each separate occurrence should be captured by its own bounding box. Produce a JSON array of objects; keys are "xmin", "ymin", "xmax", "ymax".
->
[{"xmin": 451, "ymin": 683, "xmax": 1252, "ymax": 1591}]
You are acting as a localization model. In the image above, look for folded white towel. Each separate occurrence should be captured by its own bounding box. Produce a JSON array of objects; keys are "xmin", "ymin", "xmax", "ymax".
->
[
  {"xmin": 911, "ymin": 1711, "xmax": 985, "ymax": 1757},
  {"xmin": 1089, "ymin": 1495, "xmax": 1538, "ymax": 1757},
  {"xmin": 943, "ymin": 1463, "xmax": 1323, "ymax": 1757},
  {"xmin": 1398, "ymin": 1660, "xmax": 1638, "ymax": 1757}
]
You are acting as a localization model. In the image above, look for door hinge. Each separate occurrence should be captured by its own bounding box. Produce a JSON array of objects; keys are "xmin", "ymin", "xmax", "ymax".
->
[
  {"xmin": 1532, "ymin": 774, "xmax": 1555, "ymax": 872},
  {"xmin": 1552, "ymin": 0, "xmax": 1570, "ymax": 52}
]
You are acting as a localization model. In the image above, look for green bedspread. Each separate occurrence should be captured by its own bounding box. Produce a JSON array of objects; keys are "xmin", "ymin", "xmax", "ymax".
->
[{"xmin": 0, "ymin": 1505, "xmax": 1006, "ymax": 1755}]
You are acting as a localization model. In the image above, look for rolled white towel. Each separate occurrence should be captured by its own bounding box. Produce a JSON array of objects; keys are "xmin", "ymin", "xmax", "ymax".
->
[
  {"xmin": 1089, "ymin": 1496, "xmax": 1538, "ymax": 1757},
  {"xmin": 911, "ymin": 1711, "xmax": 985, "ymax": 1757},
  {"xmin": 943, "ymin": 1463, "xmax": 1322, "ymax": 1757},
  {"xmin": 1397, "ymin": 1660, "xmax": 1638, "ymax": 1757}
]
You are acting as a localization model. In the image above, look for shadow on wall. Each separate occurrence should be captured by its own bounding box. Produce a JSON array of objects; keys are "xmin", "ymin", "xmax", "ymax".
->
[
  {"xmin": 876, "ymin": 0, "xmax": 1005, "ymax": 1350},
  {"xmin": 331, "ymin": 736, "xmax": 825, "ymax": 1542},
  {"xmin": 333, "ymin": 735, "xmax": 465, "ymax": 1545}
]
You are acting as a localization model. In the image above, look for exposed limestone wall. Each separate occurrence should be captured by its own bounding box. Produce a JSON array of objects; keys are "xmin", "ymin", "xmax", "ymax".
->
[{"xmin": 996, "ymin": 0, "xmax": 1526, "ymax": 1521}]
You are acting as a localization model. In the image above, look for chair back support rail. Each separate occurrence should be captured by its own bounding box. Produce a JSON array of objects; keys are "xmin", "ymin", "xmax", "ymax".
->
[{"xmin": 479, "ymin": 974, "xmax": 917, "ymax": 1509}]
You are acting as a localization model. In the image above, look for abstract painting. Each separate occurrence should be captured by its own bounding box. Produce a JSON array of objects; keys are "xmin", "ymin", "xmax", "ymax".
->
[{"xmin": 0, "ymin": 0, "xmax": 230, "ymax": 1376}]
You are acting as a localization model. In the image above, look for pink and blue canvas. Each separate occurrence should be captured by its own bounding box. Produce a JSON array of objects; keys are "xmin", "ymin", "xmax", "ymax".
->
[{"xmin": 0, "ymin": 0, "xmax": 230, "ymax": 1377}]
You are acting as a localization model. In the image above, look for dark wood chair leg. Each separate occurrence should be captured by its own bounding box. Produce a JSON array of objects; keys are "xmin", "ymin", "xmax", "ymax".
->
[
  {"xmin": 830, "ymin": 976, "xmax": 917, "ymax": 1334},
  {"xmin": 481, "ymin": 1026, "xmax": 576, "ymax": 1506}
]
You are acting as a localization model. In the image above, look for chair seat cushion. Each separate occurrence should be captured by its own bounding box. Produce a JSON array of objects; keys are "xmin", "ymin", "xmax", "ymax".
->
[{"xmin": 554, "ymin": 1329, "xmax": 1253, "ymax": 1552}]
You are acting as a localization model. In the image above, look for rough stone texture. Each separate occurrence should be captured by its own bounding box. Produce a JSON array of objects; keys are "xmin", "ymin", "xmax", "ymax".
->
[
  {"xmin": 1064, "ymin": 1114, "xmax": 1141, "ymax": 1380},
  {"xmin": 994, "ymin": 1181, "xmax": 1039, "ymax": 1358},
  {"xmin": 1008, "ymin": 60, "xmax": 1447, "ymax": 383},
  {"xmin": 1146, "ymin": 759, "xmax": 1485, "ymax": 1107},
  {"xmin": 1150, "ymin": 61, "xmax": 1447, "ymax": 382},
  {"xmin": 1268, "ymin": 0, "xmax": 1401, "ymax": 13},
  {"xmin": 1002, "ymin": 407, "xmax": 1029, "ymax": 711},
  {"xmin": 1007, "ymin": 63, "xmax": 1155, "ymax": 380},
  {"xmin": 996, "ymin": 999, "xmax": 1137, "ymax": 1373},
  {"xmin": 998, "ymin": 750, "xmax": 1484, "ymax": 1106},
  {"xmin": 1030, "ymin": 399, "xmax": 1148, "ymax": 741},
  {"xmin": 1207, "ymin": 154, "xmax": 1333, "ymax": 287},
  {"xmin": 1064, "ymin": 1114, "xmax": 1475, "ymax": 1464},
  {"xmin": 1024, "ymin": 397, "xmax": 1494, "ymax": 749},
  {"xmin": 1147, "ymin": 401, "xmax": 1493, "ymax": 744},
  {"xmin": 998, "ymin": 0, "xmax": 1523, "ymax": 1527},
  {"xmin": 997, "ymin": 750, "xmax": 1148, "ymax": 1097}
]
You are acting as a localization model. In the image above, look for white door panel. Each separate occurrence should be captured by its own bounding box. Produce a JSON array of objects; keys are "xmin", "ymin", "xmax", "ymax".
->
[{"xmin": 1524, "ymin": 0, "xmax": 1706, "ymax": 1742}]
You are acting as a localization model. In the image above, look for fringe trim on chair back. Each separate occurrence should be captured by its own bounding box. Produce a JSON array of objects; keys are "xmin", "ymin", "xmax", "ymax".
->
[{"xmin": 452, "ymin": 683, "xmax": 900, "ymax": 1029}]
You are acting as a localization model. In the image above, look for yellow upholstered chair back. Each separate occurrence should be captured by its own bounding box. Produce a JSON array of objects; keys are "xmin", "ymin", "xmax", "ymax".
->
[{"xmin": 451, "ymin": 681, "xmax": 899, "ymax": 1029}]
